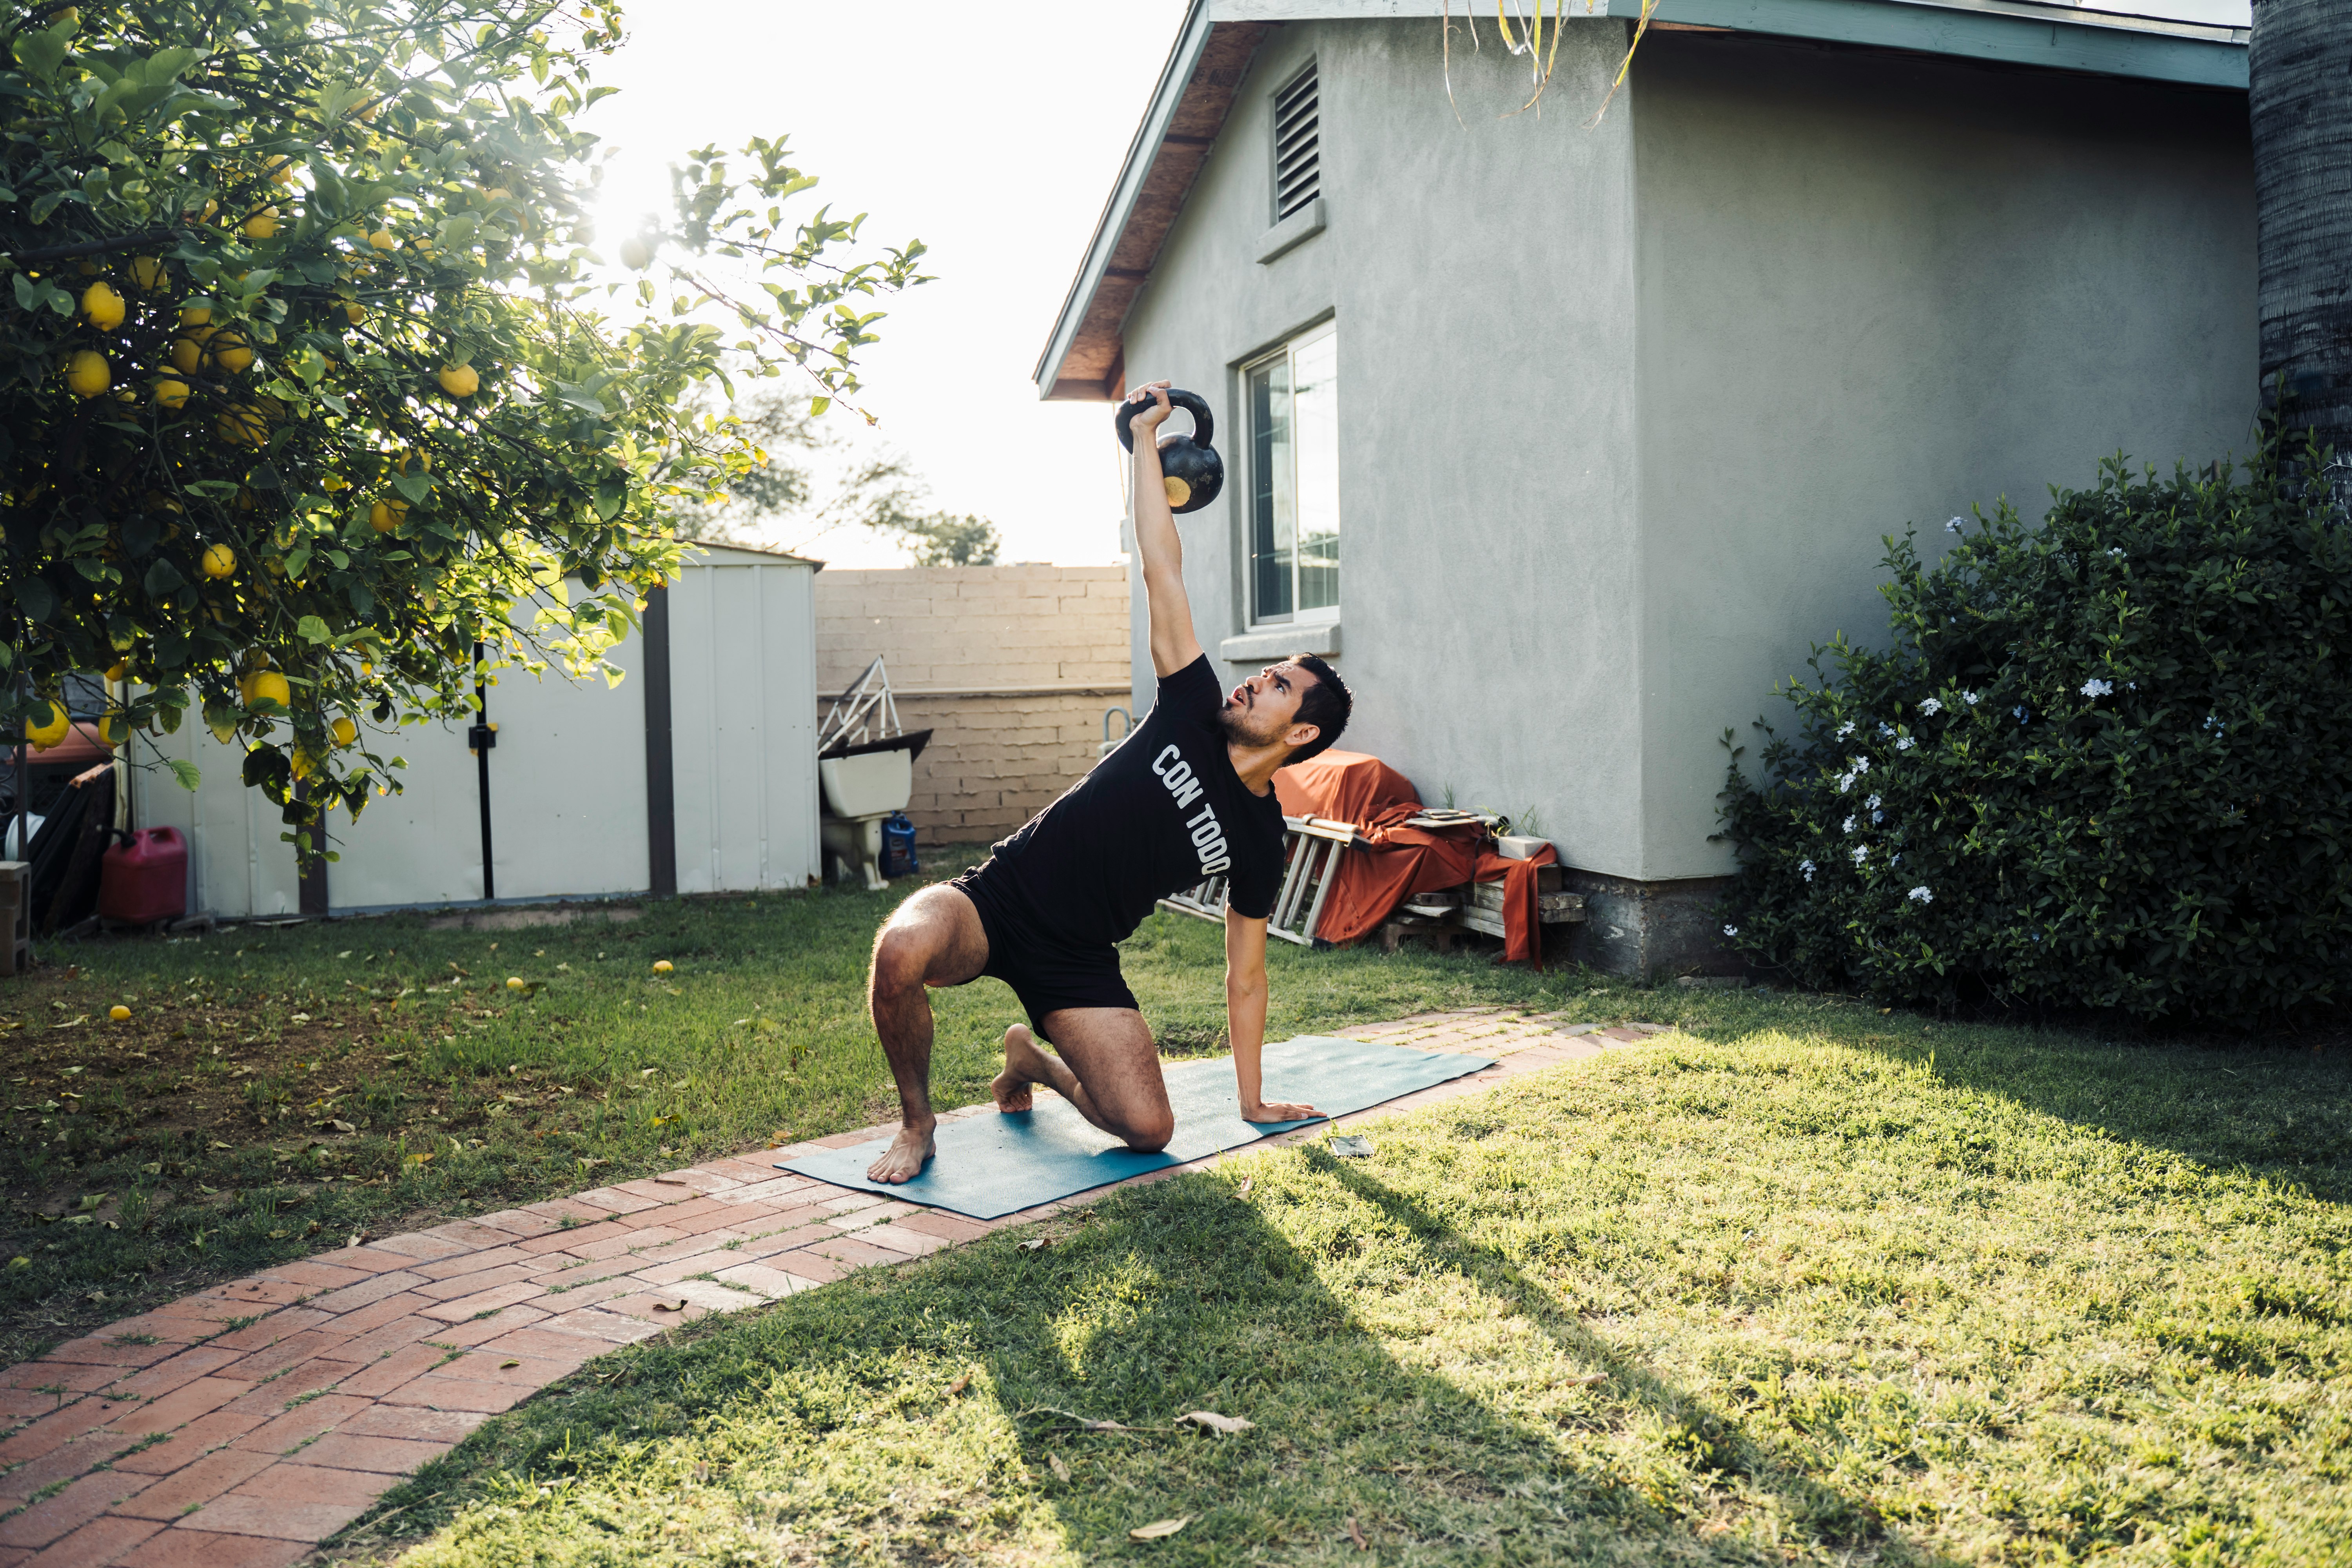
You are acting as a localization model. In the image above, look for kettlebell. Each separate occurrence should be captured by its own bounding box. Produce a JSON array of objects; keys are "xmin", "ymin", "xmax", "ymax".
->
[{"xmin": 1115, "ymin": 388, "xmax": 1224, "ymax": 514}]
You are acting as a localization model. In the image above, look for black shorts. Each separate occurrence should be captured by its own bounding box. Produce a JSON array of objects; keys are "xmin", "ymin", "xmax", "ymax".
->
[{"xmin": 951, "ymin": 862, "xmax": 1138, "ymax": 1036}]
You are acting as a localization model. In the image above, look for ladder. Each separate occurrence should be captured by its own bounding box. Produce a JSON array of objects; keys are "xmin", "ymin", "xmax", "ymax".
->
[{"xmin": 1158, "ymin": 814, "xmax": 1357, "ymax": 947}]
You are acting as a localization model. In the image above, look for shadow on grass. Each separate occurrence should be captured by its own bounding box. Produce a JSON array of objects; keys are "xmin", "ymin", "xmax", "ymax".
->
[
  {"xmin": 1762, "ymin": 1016, "xmax": 2352, "ymax": 1206},
  {"xmin": 338, "ymin": 1165, "xmax": 1920, "ymax": 1565}
]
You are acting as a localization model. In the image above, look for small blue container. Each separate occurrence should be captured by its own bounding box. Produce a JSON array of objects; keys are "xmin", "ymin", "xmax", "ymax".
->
[{"xmin": 880, "ymin": 812, "xmax": 920, "ymax": 878}]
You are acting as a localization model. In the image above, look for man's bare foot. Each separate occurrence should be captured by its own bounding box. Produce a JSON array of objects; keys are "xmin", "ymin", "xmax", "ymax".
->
[
  {"xmin": 866, "ymin": 1123, "xmax": 935, "ymax": 1183},
  {"xmin": 992, "ymin": 1024, "xmax": 1051, "ymax": 1113}
]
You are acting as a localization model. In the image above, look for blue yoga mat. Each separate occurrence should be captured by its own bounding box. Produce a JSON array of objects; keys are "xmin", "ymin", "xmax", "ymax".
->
[{"xmin": 779, "ymin": 1034, "xmax": 1496, "ymax": 1220}]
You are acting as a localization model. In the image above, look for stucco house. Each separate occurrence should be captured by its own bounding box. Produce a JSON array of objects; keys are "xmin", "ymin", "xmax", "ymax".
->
[{"xmin": 1035, "ymin": 0, "xmax": 2255, "ymax": 975}]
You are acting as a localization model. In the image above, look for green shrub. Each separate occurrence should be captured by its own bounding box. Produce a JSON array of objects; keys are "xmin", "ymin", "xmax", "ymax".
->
[{"xmin": 1715, "ymin": 421, "xmax": 2352, "ymax": 1019}]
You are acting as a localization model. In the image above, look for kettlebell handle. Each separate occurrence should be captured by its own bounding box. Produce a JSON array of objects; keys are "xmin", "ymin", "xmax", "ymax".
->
[{"xmin": 1115, "ymin": 387, "xmax": 1214, "ymax": 453}]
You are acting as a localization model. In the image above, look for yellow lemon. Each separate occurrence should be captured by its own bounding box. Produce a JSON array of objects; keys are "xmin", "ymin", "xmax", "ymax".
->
[
  {"xmin": 505, "ymin": 976, "xmax": 525, "ymax": 991},
  {"xmin": 65, "ymin": 349, "xmax": 110, "ymax": 398},
  {"xmin": 154, "ymin": 376, "xmax": 190, "ymax": 410},
  {"xmin": 98, "ymin": 712, "xmax": 125, "ymax": 746},
  {"xmin": 26, "ymin": 701, "xmax": 70, "ymax": 750},
  {"xmin": 266, "ymin": 156, "xmax": 295, "ymax": 185},
  {"xmin": 201, "ymin": 543, "xmax": 236, "ymax": 579},
  {"xmin": 181, "ymin": 305, "xmax": 211, "ymax": 328},
  {"xmin": 81, "ymin": 281, "xmax": 124, "ymax": 331},
  {"xmin": 368, "ymin": 499, "xmax": 405, "ymax": 533},
  {"xmin": 341, "ymin": 301, "xmax": 365, "ymax": 325},
  {"xmin": 169, "ymin": 337, "xmax": 204, "ymax": 375},
  {"xmin": 331, "ymin": 714, "xmax": 358, "ymax": 747},
  {"xmin": 127, "ymin": 257, "xmax": 167, "ymax": 292},
  {"xmin": 321, "ymin": 473, "xmax": 348, "ymax": 492},
  {"xmin": 437, "ymin": 363, "xmax": 479, "ymax": 397},
  {"xmin": 618, "ymin": 235, "xmax": 653, "ymax": 270},
  {"xmin": 218, "ymin": 403, "xmax": 269, "ymax": 446},
  {"xmin": 243, "ymin": 206, "xmax": 278, "ymax": 241},
  {"xmin": 396, "ymin": 451, "xmax": 431, "ymax": 476},
  {"xmin": 241, "ymin": 670, "xmax": 290, "ymax": 710},
  {"xmin": 652, "ymin": 959, "xmax": 674, "ymax": 975},
  {"xmin": 367, "ymin": 229, "xmax": 395, "ymax": 252},
  {"xmin": 104, "ymin": 661, "xmax": 127, "ymax": 682},
  {"xmin": 109, "ymin": 1005, "xmax": 130, "ymax": 1022},
  {"xmin": 210, "ymin": 330, "xmax": 254, "ymax": 374}
]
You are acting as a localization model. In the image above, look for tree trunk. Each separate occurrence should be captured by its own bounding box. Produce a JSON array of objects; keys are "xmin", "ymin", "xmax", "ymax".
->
[{"xmin": 2250, "ymin": 0, "xmax": 2352, "ymax": 456}]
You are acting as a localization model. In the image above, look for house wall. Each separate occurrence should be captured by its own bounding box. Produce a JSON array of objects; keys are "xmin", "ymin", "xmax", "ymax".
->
[
  {"xmin": 813, "ymin": 566, "xmax": 1131, "ymax": 843},
  {"xmin": 1630, "ymin": 33, "xmax": 2257, "ymax": 878},
  {"xmin": 1116, "ymin": 19, "xmax": 1648, "ymax": 869}
]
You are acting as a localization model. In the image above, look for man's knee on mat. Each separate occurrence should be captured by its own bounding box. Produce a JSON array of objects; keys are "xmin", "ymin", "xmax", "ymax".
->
[{"xmin": 1112, "ymin": 1107, "xmax": 1175, "ymax": 1153}]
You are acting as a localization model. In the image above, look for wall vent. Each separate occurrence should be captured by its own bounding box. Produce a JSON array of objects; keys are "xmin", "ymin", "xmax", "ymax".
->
[{"xmin": 1273, "ymin": 64, "xmax": 1320, "ymax": 221}]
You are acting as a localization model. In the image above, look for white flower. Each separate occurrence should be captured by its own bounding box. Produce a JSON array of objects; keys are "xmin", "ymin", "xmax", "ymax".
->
[
  {"xmin": 1722, "ymin": 924, "xmax": 1739, "ymax": 938},
  {"xmin": 2204, "ymin": 715, "xmax": 2224, "ymax": 734},
  {"xmin": 1835, "ymin": 721, "xmax": 1856, "ymax": 740},
  {"xmin": 1878, "ymin": 722, "xmax": 1895, "ymax": 739},
  {"xmin": 1872, "ymin": 811, "xmax": 1886, "ymax": 825},
  {"xmin": 1918, "ymin": 697, "xmax": 1943, "ymax": 717},
  {"xmin": 1865, "ymin": 794, "xmax": 1882, "ymax": 811},
  {"xmin": 1798, "ymin": 858, "xmax": 1815, "ymax": 882},
  {"xmin": 1842, "ymin": 815, "xmax": 1857, "ymax": 834},
  {"xmin": 1946, "ymin": 516, "xmax": 1966, "ymax": 534},
  {"xmin": 1851, "ymin": 756, "xmax": 1870, "ymax": 775},
  {"xmin": 1836, "ymin": 772, "xmax": 1856, "ymax": 794},
  {"xmin": 1851, "ymin": 845, "xmax": 1869, "ymax": 865},
  {"xmin": 1962, "ymin": 690, "xmax": 1980, "ymax": 706},
  {"xmin": 2080, "ymin": 678, "xmax": 2113, "ymax": 699},
  {"xmin": 2107, "ymin": 547, "xmax": 2124, "ymax": 557},
  {"xmin": 1907, "ymin": 885, "xmax": 1933, "ymax": 904},
  {"xmin": 1895, "ymin": 735, "xmax": 1916, "ymax": 751}
]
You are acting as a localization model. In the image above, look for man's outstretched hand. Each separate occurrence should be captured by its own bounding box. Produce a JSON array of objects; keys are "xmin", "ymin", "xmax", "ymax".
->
[{"xmin": 1241, "ymin": 1099, "xmax": 1320, "ymax": 1124}]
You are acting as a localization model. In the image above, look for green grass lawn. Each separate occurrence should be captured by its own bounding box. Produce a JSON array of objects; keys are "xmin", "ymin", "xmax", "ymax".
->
[
  {"xmin": 344, "ymin": 1000, "xmax": 2352, "ymax": 1567},
  {"xmin": 0, "ymin": 851, "xmax": 1584, "ymax": 1367}
]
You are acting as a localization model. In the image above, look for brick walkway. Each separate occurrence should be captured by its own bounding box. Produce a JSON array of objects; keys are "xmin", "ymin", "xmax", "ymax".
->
[{"xmin": 0, "ymin": 1012, "xmax": 1665, "ymax": 1566}]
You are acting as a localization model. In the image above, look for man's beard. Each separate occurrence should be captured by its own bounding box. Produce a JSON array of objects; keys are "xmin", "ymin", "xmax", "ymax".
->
[{"xmin": 1217, "ymin": 702, "xmax": 1284, "ymax": 748}]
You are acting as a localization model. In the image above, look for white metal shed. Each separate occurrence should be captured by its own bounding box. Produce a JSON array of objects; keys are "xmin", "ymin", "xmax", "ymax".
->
[{"xmin": 131, "ymin": 543, "xmax": 821, "ymax": 918}]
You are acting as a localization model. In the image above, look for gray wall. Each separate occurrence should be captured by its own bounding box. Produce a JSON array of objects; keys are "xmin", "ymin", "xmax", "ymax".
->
[
  {"xmin": 1122, "ymin": 19, "xmax": 1646, "ymax": 868},
  {"xmin": 1120, "ymin": 18, "xmax": 2255, "ymax": 885},
  {"xmin": 1631, "ymin": 34, "xmax": 2256, "ymax": 878}
]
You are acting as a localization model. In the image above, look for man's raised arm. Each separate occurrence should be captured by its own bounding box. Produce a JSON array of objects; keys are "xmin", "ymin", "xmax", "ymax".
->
[{"xmin": 1124, "ymin": 381, "xmax": 1204, "ymax": 678}]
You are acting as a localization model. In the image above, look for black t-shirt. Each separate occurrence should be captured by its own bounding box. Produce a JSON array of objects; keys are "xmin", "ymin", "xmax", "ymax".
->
[{"xmin": 981, "ymin": 655, "xmax": 1288, "ymax": 943}]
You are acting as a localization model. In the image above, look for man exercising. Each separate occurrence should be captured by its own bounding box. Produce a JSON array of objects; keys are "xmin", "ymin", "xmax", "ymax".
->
[{"xmin": 862, "ymin": 380, "xmax": 1354, "ymax": 1183}]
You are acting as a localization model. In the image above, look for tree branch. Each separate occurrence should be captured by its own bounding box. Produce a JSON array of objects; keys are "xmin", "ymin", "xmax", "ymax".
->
[{"xmin": 4, "ymin": 226, "xmax": 183, "ymax": 267}]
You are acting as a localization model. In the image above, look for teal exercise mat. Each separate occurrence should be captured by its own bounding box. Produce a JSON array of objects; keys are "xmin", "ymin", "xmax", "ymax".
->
[{"xmin": 779, "ymin": 1034, "xmax": 1496, "ymax": 1221}]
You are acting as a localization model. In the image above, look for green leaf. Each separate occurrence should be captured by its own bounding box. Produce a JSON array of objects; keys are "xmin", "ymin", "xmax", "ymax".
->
[
  {"xmin": 142, "ymin": 558, "xmax": 186, "ymax": 596},
  {"xmin": 165, "ymin": 758, "xmax": 201, "ymax": 791},
  {"xmin": 296, "ymin": 615, "xmax": 333, "ymax": 645}
]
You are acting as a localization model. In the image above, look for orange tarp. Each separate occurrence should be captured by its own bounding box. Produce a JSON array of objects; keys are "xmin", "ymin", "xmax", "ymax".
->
[{"xmin": 1273, "ymin": 751, "xmax": 1559, "ymax": 965}]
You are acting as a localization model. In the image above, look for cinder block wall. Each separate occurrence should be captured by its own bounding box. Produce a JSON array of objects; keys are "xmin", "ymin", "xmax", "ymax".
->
[{"xmin": 815, "ymin": 566, "xmax": 1132, "ymax": 843}]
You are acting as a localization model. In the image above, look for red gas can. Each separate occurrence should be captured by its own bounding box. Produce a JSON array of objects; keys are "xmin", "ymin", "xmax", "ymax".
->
[{"xmin": 100, "ymin": 827, "xmax": 188, "ymax": 926}]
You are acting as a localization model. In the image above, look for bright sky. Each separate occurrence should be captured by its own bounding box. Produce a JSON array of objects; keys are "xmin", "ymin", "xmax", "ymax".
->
[{"xmin": 580, "ymin": 0, "xmax": 1189, "ymax": 567}]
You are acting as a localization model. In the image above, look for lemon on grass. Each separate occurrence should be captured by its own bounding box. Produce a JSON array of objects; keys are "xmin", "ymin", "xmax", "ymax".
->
[
  {"xmin": 108, "ymin": 1005, "xmax": 131, "ymax": 1022},
  {"xmin": 25, "ymin": 701, "xmax": 70, "ymax": 751},
  {"xmin": 200, "ymin": 543, "xmax": 237, "ymax": 579},
  {"xmin": 437, "ymin": 363, "xmax": 479, "ymax": 397},
  {"xmin": 154, "ymin": 376, "xmax": 191, "ymax": 410},
  {"xmin": 65, "ymin": 349, "xmax": 110, "ymax": 398},
  {"xmin": 652, "ymin": 959, "xmax": 674, "ymax": 975},
  {"xmin": 81, "ymin": 281, "xmax": 124, "ymax": 331}
]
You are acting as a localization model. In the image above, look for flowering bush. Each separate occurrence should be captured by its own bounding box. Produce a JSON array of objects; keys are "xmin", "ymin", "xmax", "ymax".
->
[{"xmin": 1716, "ymin": 420, "xmax": 2352, "ymax": 1019}]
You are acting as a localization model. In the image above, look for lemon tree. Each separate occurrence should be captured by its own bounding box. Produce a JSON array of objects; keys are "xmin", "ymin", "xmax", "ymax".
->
[{"xmin": 0, "ymin": 0, "xmax": 927, "ymax": 847}]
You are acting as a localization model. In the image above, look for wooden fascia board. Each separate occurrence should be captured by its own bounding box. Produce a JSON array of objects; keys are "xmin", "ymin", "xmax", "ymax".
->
[{"xmin": 1032, "ymin": 8, "xmax": 1270, "ymax": 401}]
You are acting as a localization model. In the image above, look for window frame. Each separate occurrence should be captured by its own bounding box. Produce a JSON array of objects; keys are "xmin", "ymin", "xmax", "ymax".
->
[{"xmin": 1241, "ymin": 317, "xmax": 1341, "ymax": 633}]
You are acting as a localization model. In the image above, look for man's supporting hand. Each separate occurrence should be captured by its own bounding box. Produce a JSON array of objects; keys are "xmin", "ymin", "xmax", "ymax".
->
[{"xmin": 1227, "ymin": 909, "xmax": 1320, "ymax": 1124}]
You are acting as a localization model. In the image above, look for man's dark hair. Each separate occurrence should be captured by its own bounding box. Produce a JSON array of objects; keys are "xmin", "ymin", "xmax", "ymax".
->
[{"xmin": 1286, "ymin": 653, "xmax": 1352, "ymax": 765}]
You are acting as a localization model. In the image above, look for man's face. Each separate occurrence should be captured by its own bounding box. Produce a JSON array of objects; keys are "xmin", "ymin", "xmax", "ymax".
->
[{"xmin": 1219, "ymin": 661, "xmax": 1316, "ymax": 750}]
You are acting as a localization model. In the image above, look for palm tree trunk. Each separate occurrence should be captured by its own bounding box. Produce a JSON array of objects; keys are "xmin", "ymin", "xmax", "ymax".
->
[{"xmin": 2250, "ymin": 0, "xmax": 2352, "ymax": 458}]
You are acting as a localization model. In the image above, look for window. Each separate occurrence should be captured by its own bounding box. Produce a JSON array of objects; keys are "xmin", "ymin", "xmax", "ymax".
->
[
  {"xmin": 1273, "ymin": 63, "xmax": 1319, "ymax": 221},
  {"xmin": 1246, "ymin": 321, "xmax": 1339, "ymax": 624}
]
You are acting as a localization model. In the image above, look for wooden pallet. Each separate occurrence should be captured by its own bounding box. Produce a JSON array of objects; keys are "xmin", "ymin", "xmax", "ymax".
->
[{"xmin": 1158, "ymin": 815, "xmax": 1356, "ymax": 947}]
